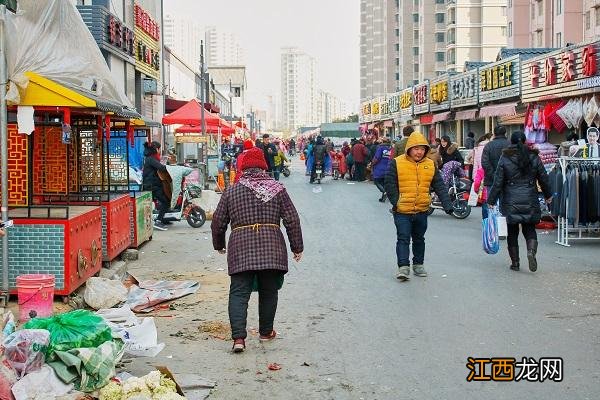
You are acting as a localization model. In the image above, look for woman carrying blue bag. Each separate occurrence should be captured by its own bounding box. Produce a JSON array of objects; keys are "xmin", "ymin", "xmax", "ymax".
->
[{"xmin": 486, "ymin": 132, "xmax": 552, "ymax": 272}]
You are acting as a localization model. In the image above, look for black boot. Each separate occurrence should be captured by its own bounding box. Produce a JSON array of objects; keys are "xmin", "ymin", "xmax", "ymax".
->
[
  {"xmin": 378, "ymin": 193, "xmax": 386, "ymax": 202},
  {"xmin": 508, "ymin": 247, "xmax": 520, "ymax": 271},
  {"xmin": 526, "ymin": 239, "xmax": 538, "ymax": 272}
]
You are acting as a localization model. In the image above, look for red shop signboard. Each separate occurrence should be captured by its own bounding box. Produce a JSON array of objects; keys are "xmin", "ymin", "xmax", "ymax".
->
[{"xmin": 522, "ymin": 42, "xmax": 600, "ymax": 103}]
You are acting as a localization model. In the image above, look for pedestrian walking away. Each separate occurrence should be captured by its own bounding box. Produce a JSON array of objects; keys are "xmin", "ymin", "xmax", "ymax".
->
[
  {"xmin": 391, "ymin": 125, "xmax": 414, "ymax": 158},
  {"xmin": 351, "ymin": 139, "xmax": 369, "ymax": 181},
  {"xmin": 211, "ymin": 147, "xmax": 304, "ymax": 353},
  {"xmin": 371, "ymin": 137, "xmax": 392, "ymax": 202},
  {"xmin": 142, "ymin": 141, "xmax": 170, "ymax": 231},
  {"xmin": 486, "ymin": 131, "xmax": 552, "ymax": 273},
  {"xmin": 384, "ymin": 132, "xmax": 453, "ymax": 281}
]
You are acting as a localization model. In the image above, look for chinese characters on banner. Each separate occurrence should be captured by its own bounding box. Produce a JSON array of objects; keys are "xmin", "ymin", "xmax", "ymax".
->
[
  {"xmin": 431, "ymin": 81, "xmax": 448, "ymax": 104},
  {"xmin": 134, "ymin": 3, "xmax": 160, "ymax": 40},
  {"xmin": 530, "ymin": 45, "xmax": 598, "ymax": 88},
  {"xmin": 108, "ymin": 15, "xmax": 135, "ymax": 56}
]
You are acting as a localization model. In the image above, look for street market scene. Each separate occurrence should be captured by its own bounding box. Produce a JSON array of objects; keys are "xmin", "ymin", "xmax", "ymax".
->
[{"xmin": 0, "ymin": 0, "xmax": 597, "ymax": 399}]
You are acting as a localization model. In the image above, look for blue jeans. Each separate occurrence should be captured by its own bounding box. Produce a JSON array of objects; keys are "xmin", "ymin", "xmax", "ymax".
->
[{"xmin": 394, "ymin": 212, "xmax": 428, "ymax": 267}]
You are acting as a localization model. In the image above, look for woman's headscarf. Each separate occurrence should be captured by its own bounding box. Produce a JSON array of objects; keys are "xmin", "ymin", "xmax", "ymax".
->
[{"xmin": 237, "ymin": 148, "xmax": 284, "ymax": 202}]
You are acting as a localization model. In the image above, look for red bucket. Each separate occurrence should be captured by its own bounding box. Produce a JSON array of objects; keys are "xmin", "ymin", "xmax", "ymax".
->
[{"xmin": 16, "ymin": 274, "xmax": 55, "ymax": 322}]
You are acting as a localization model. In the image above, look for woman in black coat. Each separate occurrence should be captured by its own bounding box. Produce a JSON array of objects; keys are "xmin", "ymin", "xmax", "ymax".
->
[{"xmin": 487, "ymin": 132, "xmax": 552, "ymax": 272}]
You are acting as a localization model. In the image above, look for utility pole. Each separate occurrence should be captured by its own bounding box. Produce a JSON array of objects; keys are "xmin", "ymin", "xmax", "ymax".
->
[
  {"xmin": 199, "ymin": 40, "xmax": 207, "ymax": 185},
  {"xmin": 0, "ymin": 4, "xmax": 9, "ymax": 300}
]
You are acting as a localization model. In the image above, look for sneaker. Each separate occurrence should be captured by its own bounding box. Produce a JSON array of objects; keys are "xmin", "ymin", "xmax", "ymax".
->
[
  {"xmin": 153, "ymin": 221, "xmax": 168, "ymax": 231},
  {"xmin": 396, "ymin": 266, "xmax": 410, "ymax": 281},
  {"xmin": 232, "ymin": 338, "xmax": 245, "ymax": 353},
  {"xmin": 259, "ymin": 330, "xmax": 277, "ymax": 342},
  {"xmin": 413, "ymin": 264, "xmax": 428, "ymax": 277}
]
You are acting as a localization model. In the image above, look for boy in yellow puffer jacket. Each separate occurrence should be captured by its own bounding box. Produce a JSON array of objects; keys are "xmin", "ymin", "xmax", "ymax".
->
[{"xmin": 384, "ymin": 132, "xmax": 453, "ymax": 281}]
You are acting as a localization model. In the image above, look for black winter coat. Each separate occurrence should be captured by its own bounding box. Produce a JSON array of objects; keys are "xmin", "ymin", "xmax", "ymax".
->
[
  {"xmin": 481, "ymin": 136, "xmax": 510, "ymax": 186},
  {"xmin": 142, "ymin": 148, "xmax": 167, "ymax": 190},
  {"xmin": 487, "ymin": 146, "xmax": 552, "ymax": 225}
]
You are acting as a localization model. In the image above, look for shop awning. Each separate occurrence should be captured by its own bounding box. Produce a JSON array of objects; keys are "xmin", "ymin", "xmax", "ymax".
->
[
  {"xmin": 162, "ymin": 99, "xmax": 221, "ymax": 126},
  {"xmin": 383, "ymin": 120, "xmax": 394, "ymax": 128},
  {"xmin": 420, "ymin": 115, "xmax": 433, "ymax": 125},
  {"xmin": 16, "ymin": 72, "xmax": 141, "ymax": 118},
  {"xmin": 367, "ymin": 123, "xmax": 375, "ymax": 129},
  {"xmin": 432, "ymin": 112, "xmax": 452, "ymax": 123},
  {"xmin": 19, "ymin": 72, "xmax": 96, "ymax": 108},
  {"xmin": 454, "ymin": 109, "xmax": 478, "ymax": 120},
  {"xmin": 478, "ymin": 103, "xmax": 517, "ymax": 118}
]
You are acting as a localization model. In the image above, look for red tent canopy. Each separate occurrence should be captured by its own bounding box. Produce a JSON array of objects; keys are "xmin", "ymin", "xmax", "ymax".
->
[
  {"xmin": 175, "ymin": 122, "xmax": 234, "ymax": 135},
  {"xmin": 162, "ymin": 99, "xmax": 221, "ymax": 125},
  {"xmin": 235, "ymin": 121, "xmax": 248, "ymax": 129}
]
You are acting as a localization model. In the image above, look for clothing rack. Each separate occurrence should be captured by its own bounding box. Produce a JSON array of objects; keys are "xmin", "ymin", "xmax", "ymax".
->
[{"xmin": 556, "ymin": 157, "xmax": 600, "ymax": 246}]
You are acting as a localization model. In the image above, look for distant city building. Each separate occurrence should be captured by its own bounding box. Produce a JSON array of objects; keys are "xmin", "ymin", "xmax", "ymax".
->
[
  {"xmin": 281, "ymin": 47, "xmax": 317, "ymax": 131},
  {"xmin": 163, "ymin": 14, "xmax": 203, "ymax": 68},
  {"xmin": 360, "ymin": 0, "xmax": 398, "ymax": 101},
  {"xmin": 205, "ymin": 26, "xmax": 245, "ymax": 67},
  {"xmin": 317, "ymin": 90, "xmax": 346, "ymax": 124},
  {"xmin": 507, "ymin": 0, "xmax": 583, "ymax": 48}
]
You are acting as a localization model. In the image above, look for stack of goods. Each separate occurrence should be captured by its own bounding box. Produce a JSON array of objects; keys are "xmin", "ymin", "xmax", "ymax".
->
[{"xmin": 532, "ymin": 142, "xmax": 559, "ymax": 171}]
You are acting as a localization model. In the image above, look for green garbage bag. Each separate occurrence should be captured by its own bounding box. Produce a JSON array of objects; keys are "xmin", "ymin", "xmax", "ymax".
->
[{"xmin": 23, "ymin": 310, "xmax": 113, "ymax": 361}]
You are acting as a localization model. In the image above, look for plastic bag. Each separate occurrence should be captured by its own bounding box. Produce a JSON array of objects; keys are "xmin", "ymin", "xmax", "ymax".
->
[
  {"xmin": 482, "ymin": 207, "xmax": 500, "ymax": 255},
  {"xmin": 23, "ymin": 310, "xmax": 113, "ymax": 361},
  {"xmin": 84, "ymin": 277, "xmax": 128, "ymax": 310},
  {"xmin": 2, "ymin": 329, "xmax": 49, "ymax": 378},
  {"xmin": 11, "ymin": 365, "xmax": 72, "ymax": 400},
  {"xmin": 0, "ymin": 361, "xmax": 17, "ymax": 400}
]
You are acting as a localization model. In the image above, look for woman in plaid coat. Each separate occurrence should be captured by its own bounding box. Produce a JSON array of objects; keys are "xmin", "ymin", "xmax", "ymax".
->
[{"xmin": 212, "ymin": 147, "xmax": 304, "ymax": 353}]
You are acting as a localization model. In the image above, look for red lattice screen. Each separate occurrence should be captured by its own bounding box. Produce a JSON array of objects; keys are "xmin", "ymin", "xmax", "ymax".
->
[
  {"xmin": 33, "ymin": 126, "xmax": 77, "ymax": 195},
  {"xmin": 0, "ymin": 124, "xmax": 29, "ymax": 206}
]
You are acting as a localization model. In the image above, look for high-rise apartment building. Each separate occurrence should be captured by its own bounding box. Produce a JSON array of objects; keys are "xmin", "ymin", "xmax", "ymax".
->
[
  {"xmin": 360, "ymin": 0, "xmax": 399, "ymax": 102},
  {"xmin": 163, "ymin": 15, "xmax": 203, "ymax": 68},
  {"xmin": 205, "ymin": 26, "xmax": 245, "ymax": 67},
  {"xmin": 281, "ymin": 47, "xmax": 317, "ymax": 131},
  {"xmin": 446, "ymin": 0, "xmax": 508, "ymax": 72},
  {"xmin": 584, "ymin": 0, "xmax": 600, "ymax": 42},
  {"xmin": 507, "ymin": 0, "xmax": 583, "ymax": 49},
  {"xmin": 316, "ymin": 90, "xmax": 346, "ymax": 124}
]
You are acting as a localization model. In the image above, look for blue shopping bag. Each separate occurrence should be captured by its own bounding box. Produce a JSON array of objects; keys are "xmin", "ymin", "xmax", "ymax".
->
[{"xmin": 482, "ymin": 207, "xmax": 500, "ymax": 255}]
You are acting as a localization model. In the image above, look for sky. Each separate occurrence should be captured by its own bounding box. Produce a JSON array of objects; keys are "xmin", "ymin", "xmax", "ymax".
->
[{"xmin": 164, "ymin": 0, "xmax": 360, "ymax": 112}]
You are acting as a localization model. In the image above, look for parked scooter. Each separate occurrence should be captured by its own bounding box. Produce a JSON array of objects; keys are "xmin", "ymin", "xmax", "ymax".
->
[
  {"xmin": 282, "ymin": 163, "xmax": 291, "ymax": 178},
  {"xmin": 154, "ymin": 169, "xmax": 207, "ymax": 228},
  {"xmin": 427, "ymin": 174, "xmax": 472, "ymax": 219}
]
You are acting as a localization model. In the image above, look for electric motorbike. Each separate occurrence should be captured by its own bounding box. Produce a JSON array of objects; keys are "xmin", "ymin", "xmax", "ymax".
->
[
  {"xmin": 314, "ymin": 161, "xmax": 324, "ymax": 184},
  {"xmin": 427, "ymin": 174, "xmax": 472, "ymax": 219}
]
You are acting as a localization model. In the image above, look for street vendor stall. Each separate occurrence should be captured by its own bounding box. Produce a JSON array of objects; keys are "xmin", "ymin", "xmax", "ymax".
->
[
  {"xmin": 521, "ymin": 40, "xmax": 600, "ymax": 246},
  {"xmin": 0, "ymin": 1, "xmax": 149, "ymax": 296}
]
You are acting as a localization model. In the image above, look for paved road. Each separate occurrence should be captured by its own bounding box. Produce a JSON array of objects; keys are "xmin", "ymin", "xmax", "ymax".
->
[{"xmin": 128, "ymin": 158, "xmax": 599, "ymax": 399}]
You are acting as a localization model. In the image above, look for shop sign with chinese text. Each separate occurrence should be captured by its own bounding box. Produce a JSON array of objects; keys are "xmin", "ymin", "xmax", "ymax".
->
[
  {"xmin": 450, "ymin": 69, "xmax": 478, "ymax": 108},
  {"xmin": 134, "ymin": 3, "xmax": 160, "ymax": 80},
  {"xmin": 388, "ymin": 93, "xmax": 400, "ymax": 114},
  {"xmin": 361, "ymin": 101, "xmax": 372, "ymax": 121},
  {"xmin": 478, "ymin": 55, "xmax": 521, "ymax": 104},
  {"xmin": 521, "ymin": 41, "xmax": 600, "ymax": 103},
  {"xmin": 400, "ymin": 87, "xmax": 413, "ymax": 117},
  {"xmin": 413, "ymin": 81, "xmax": 430, "ymax": 115},
  {"xmin": 430, "ymin": 75, "xmax": 450, "ymax": 112}
]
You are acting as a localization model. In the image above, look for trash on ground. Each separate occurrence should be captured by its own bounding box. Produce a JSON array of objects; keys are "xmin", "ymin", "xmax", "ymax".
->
[
  {"xmin": 302, "ymin": 362, "xmax": 310, "ymax": 366},
  {"xmin": 96, "ymin": 306, "xmax": 165, "ymax": 358},
  {"xmin": 216, "ymin": 268, "xmax": 225, "ymax": 271},
  {"xmin": 267, "ymin": 363, "xmax": 282, "ymax": 371},
  {"xmin": 84, "ymin": 277, "xmax": 128, "ymax": 310},
  {"xmin": 199, "ymin": 321, "xmax": 231, "ymax": 340},
  {"xmin": 312, "ymin": 187, "xmax": 323, "ymax": 193},
  {"xmin": 49, "ymin": 340, "xmax": 124, "ymax": 392},
  {"xmin": 441, "ymin": 274, "xmax": 448, "ymax": 278},
  {"xmin": 1, "ymin": 310, "xmax": 15, "ymax": 339},
  {"xmin": 126, "ymin": 277, "xmax": 200, "ymax": 313},
  {"xmin": 98, "ymin": 369, "xmax": 184, "ymax": 400},
  {"xmin": 24, "ymin": 310, "xmax": 113, "ymax": 361},
  {"xmin": 3, "ymin": 329, "xmax": 50, "ymax": 378},
  {"xmin": 11, "ymin": 364, "xmax": 73, "ymax": 400}
]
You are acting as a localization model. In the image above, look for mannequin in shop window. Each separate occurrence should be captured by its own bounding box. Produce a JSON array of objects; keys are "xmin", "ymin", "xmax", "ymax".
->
[{"xmin": 572, "ymin": 127, "xmax": 600, "ymax": 159}]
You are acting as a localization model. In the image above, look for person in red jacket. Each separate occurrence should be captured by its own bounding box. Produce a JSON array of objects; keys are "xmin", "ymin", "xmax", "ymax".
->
[{"xmin": 351, "ymin": 139, "xmax": 369, "ymax": 181}]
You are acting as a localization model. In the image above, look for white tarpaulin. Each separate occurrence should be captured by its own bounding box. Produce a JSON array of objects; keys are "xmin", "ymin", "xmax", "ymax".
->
[{"xmin": 5, "ymin": 0, "xmax": 135, "ymax": 112}]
